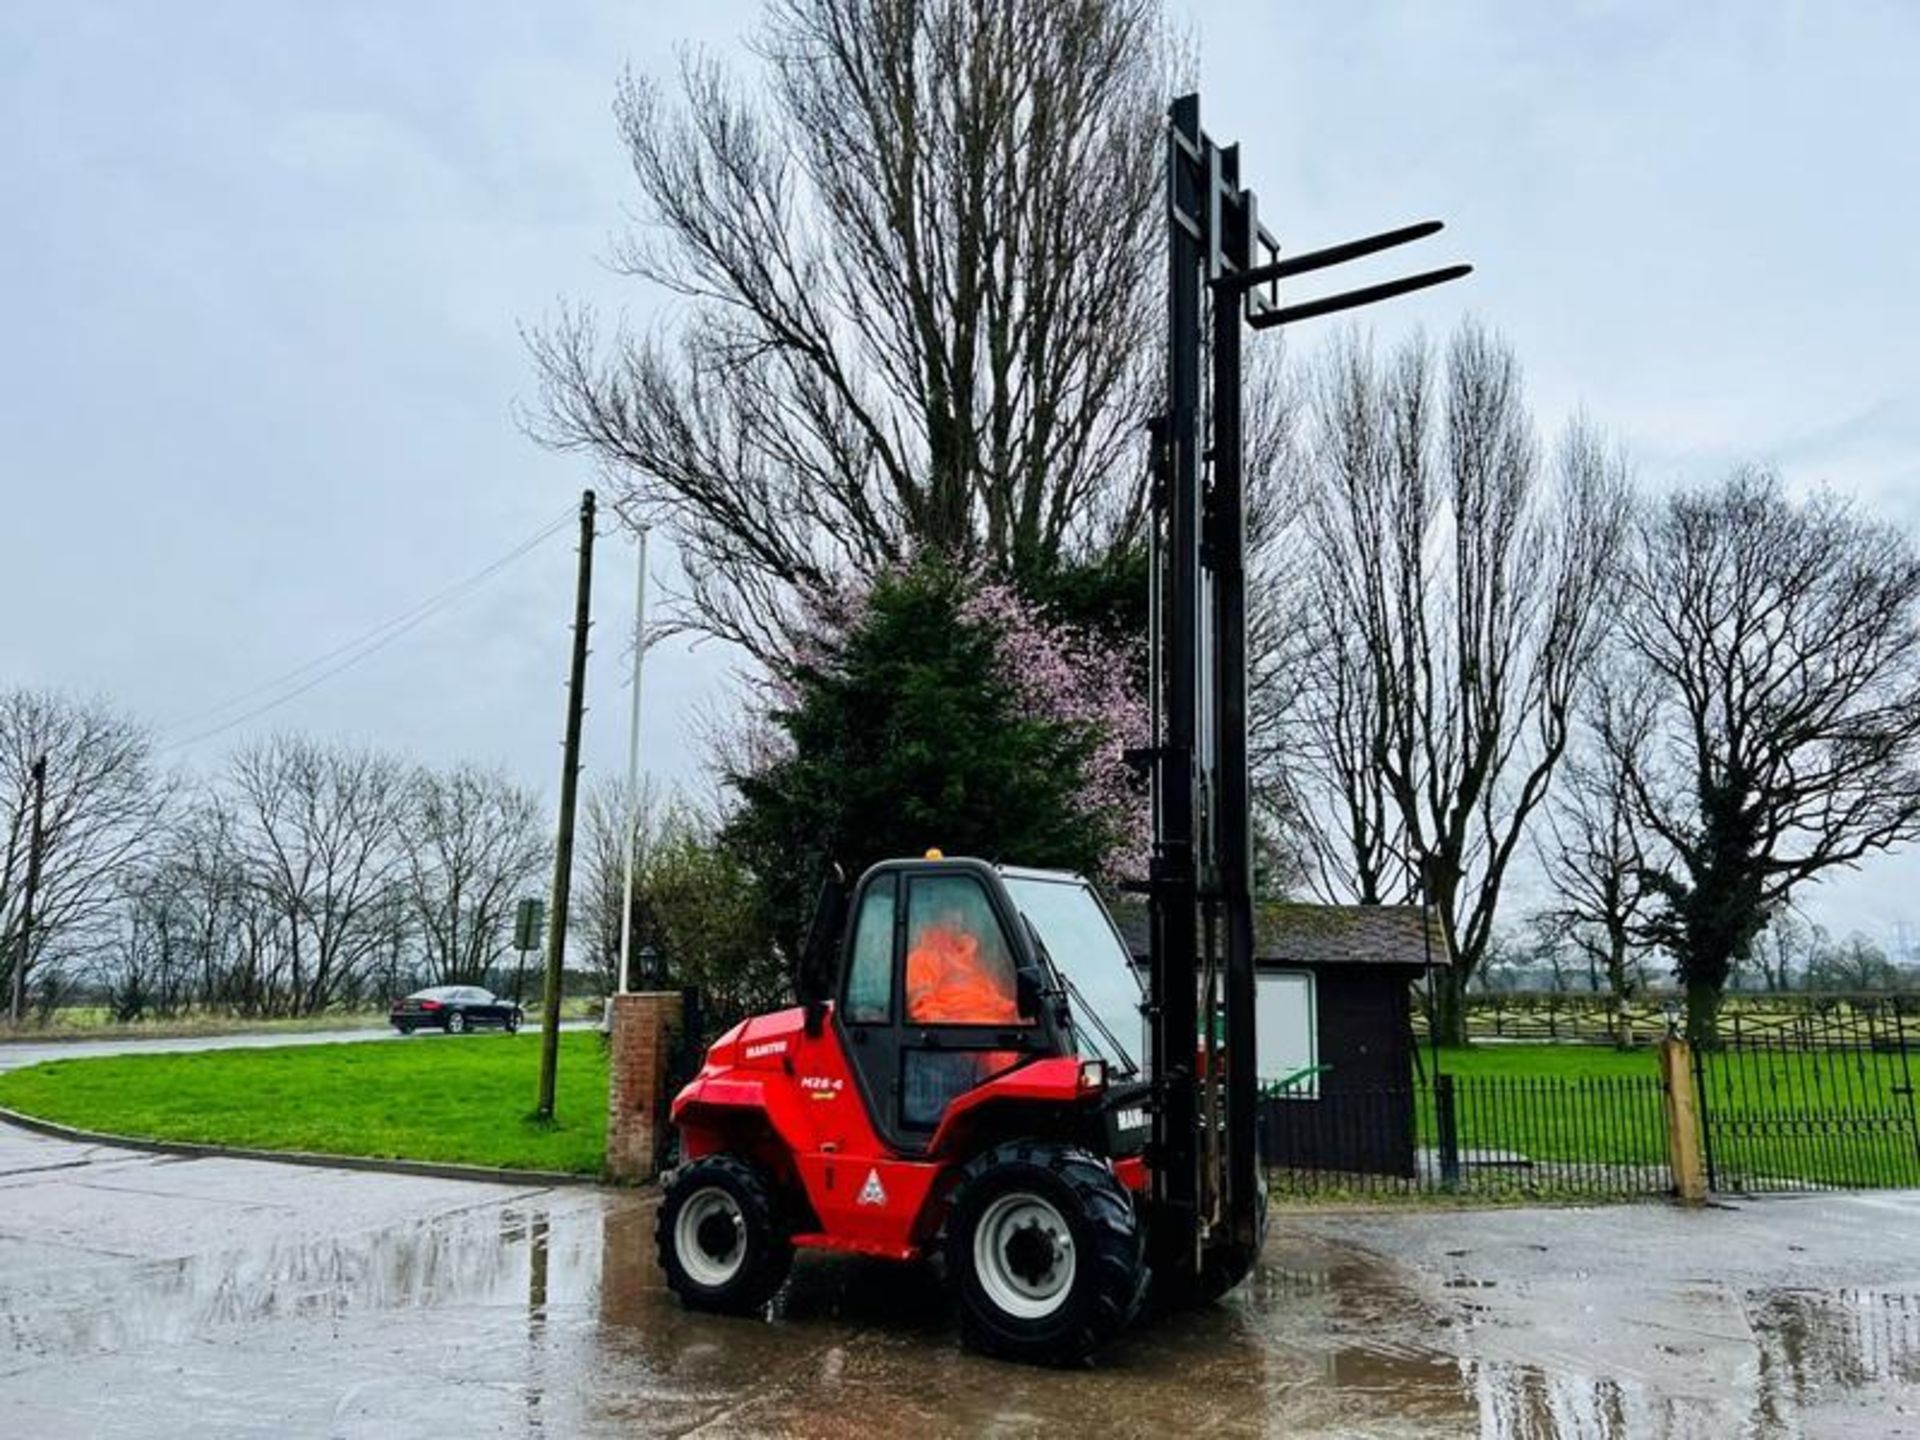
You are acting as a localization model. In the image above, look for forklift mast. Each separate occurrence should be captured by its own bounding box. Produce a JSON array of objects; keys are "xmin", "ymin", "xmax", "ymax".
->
[{"xmin": 1146, "ymin": 94, "xmax": 1468, "ymax": 1286}]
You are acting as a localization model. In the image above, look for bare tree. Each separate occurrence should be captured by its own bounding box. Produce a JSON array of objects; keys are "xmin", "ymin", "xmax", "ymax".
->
[
  {"xmin": 101, "ymin": 870, "xmax": 200, "ymax": 1022},
  {"xmin": 1245, "ymin": 353, "xmax": 1346, "ymax": 900},
  {"xmin": 399, "ymin": 764, "xmax": 548, "ymax": 988},
  {"xmin": 86, "ymin": 755, "xmax": 548, "ymax": 1020},
  {"xmin": 129, "ymin": 789, "xmax": 295, "ymax": 1016},
  {"xmin": 0, "ymin": 690, "xmax": 167, "ymax": 1015},
  {"xmin": 578, "ymin": 776, "xmax": 662, "ymax": 996},
  {"xmin": 1807, "ymin": 930, "xmax": 1902, "ymax": 993},
  {"xmin": 528, "ymin": 0, "xmax": 1173, "ymax": 655},
  {"xmin": 1536, "ymin": 678, "xmax": 1661, "ymax": 1040},
  {"xmin": 578, "ymin": 778, "xmax": 780, "ymax": 1023},
  {"xmin": 1281, "ymin": 325, "xmax": 1632, "ymax": 1038},
  {"xmin": 165, "ymin": 791, "xmax": 260, "ymax": 1011},
  {"xmin": 1472, "ymin": 929, "xmax": 1528, "ymax": 994},
  {"xmin": 1749, "ymin": 908, "xmax": 1816, "ymax": 993},
  {"xmin": 1267, "ymin": 561, "xmax": 1415, "ymax": 905},
  {"xmin": 227, "ymin": 736, "xmax": 408, "ymax": 1015},
  {"xmin": 1527, "ymin": 913, "xmax": 1580, "ymax": 995},
  {"xmin": 1617, "ymin": 468, "xmax": 1920, "ymax": 1041}
]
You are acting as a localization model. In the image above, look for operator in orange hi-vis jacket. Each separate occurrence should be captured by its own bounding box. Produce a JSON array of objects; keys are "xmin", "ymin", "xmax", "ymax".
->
[{"xmin": 905, "ymin": 915, "xmax": 1023, "ymax": 1025}]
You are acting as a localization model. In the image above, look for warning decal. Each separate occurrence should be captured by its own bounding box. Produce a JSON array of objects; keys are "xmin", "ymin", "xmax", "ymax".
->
[{"xmin": 857, "ymin": 1168, "xmax": 888, "ymax": 1207}]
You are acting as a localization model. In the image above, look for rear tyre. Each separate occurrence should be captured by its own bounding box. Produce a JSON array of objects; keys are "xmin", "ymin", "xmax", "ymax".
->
[
  {"xmin": 657, "ymin": 1154, "xmax": 793, "ymax": 1314},
  {"xmin": 397, "ymin": 1023, "xmax": 416, "ymax": 1036},
  {"xmin": 946, "ymin": 1140, "xmax": 1146, "ymax": 1366},
  {"xmin": 445, "ymin": 1011, "xmax": 468, "ymax": 1035}
]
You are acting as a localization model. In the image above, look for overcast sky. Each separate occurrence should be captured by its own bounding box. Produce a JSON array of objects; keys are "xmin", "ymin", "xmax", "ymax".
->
[{"xmin": 4, "ymin": 2, "xmax": 1917, "ymax": 942}]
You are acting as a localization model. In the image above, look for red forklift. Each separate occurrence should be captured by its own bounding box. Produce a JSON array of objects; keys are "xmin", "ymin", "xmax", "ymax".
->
[{"xmin": 655, "ymin": 93, "xmax": 1468, "ymax": 1364}]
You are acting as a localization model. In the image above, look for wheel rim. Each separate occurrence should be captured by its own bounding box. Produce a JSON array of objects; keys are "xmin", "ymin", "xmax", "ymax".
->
[
  {"xmin": 973, "ymin": 1191, "xmax": 1075, "ymax": 1321},
  {"xmin": 675, "ymin": 1186, "xmax": 747, "ymax": 1288},
  {"xmin": 449, "ymin": 1014, "xmax": 465, "ymax": 1032}
]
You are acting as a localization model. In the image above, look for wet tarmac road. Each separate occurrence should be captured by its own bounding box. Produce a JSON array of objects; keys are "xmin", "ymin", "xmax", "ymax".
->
[{"xmin": 4, "ymin": 1107, "xmax": 1918, "ymax": 1440}]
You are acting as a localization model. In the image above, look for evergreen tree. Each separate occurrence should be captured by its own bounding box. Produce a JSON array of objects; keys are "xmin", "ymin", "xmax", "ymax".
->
[{"xmin": 726, "ymin": 558, "xmax": 1140, "ymax": 960}]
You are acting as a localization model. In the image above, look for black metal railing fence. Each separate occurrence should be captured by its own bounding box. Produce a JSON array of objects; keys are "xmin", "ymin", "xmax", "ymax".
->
[
  {"xmin": 1262, "ymin": 1070, "xmax": 1673, "ymax": 1200},
  {"xmin": 1694, "ymin": 1001, "xmax": 1920, "ymax": 1193},
  {"xmin": 1266, "ymin": 995, "xmax": 1920, "ymax": 1201}
]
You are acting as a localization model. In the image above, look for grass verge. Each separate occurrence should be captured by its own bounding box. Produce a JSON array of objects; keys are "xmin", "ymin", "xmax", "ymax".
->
[{"xmin": 0, "ymin": 1031, "xmax": 611, "ymax": 1175}]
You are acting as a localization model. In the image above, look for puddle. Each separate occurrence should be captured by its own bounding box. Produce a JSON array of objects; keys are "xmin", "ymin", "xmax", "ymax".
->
[
  {"xmin": 1745, "ymin": 1285, "xmax": 1920, "ymax": 1432},
  {"xmin": 3, "ymin": 1190, "xmax": 1917, "ymax": 1436}
]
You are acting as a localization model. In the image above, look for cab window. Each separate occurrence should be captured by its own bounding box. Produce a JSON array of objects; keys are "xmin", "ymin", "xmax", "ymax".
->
[
  {"xmin": 843, "ymin": 875, "xmax": 896, "ymax": 1023},
  {"xmin": 904, "ymin": 874, "xmax": 1028, "ymax": 1026}
]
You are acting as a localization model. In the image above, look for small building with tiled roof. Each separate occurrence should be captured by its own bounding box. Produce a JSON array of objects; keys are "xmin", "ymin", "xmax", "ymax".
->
[{"xmin": 1113, "ymin": 899, "xmax": 1445, "ymax": 1179}]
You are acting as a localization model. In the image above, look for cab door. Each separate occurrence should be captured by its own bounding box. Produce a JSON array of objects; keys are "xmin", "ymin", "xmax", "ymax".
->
[
  {"xmin": 831, "ymin": 871, "xmax": 901, "ymax": 1149},
  {"xmin": 836, "ymin": 864, "xmax": 1047, "ymax": 1152}
]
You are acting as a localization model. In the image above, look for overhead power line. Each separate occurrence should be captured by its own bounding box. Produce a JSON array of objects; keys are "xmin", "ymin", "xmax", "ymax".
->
[{"xmin": 160, "ymin": 504, "xmax": 579, "ymax": 753}]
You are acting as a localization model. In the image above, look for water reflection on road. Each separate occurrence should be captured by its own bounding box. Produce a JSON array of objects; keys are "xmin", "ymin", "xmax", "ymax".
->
[{"xmin": 4, "ymin": 1186, "xmax": 1916, "ymax": 1437}]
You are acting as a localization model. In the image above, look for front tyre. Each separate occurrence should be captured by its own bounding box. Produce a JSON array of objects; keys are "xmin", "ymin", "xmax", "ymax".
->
[
  {"xmin": 656, "ymin": 1154, "xmax": 793, "ymax": 1314},
  {"xmin": 505, "ymin": 1011, "xmax": 521, "ymax": 1034},
  {"xmin": 946, "ymin": 1140, "xmax": 1146, "ymax": 1366}
]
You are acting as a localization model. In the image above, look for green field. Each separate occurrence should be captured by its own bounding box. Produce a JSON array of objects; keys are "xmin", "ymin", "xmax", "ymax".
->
[
  {"xmin": 0, "ymin": 996, "xmax": 603, "ymax": 1046},
  {"xmin": 0, "ymin": 1031, "xmax": 612, "ymax": 1175},
  {"xmin": 1414, "ymin": 1043, "xmax": 1920, "ymax": 1190},
  {"xmin": 1, "ymin": 1007, "xmax": 390, "ymax": 1042},
  {"xmin": 1431, "ymin": 1044, "xmax": 1650, "ymax": 1080},
  {"xmin": 1411, "ymin": 1045, "xmax": 1672, "ymax": 1178}
]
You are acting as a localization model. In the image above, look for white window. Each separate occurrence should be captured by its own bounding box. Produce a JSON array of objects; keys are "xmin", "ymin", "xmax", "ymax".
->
[{"xmin": 1254, "ymin": 970, "xmax": 1318, "ymax": 1099}]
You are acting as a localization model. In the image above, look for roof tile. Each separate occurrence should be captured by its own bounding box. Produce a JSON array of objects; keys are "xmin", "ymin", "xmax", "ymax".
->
[{"xmin": 1112, "ymin": 899, "xmax": 1446, "ymax": 968}]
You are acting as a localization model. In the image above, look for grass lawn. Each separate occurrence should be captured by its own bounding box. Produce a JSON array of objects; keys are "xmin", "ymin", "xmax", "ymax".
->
[{"xmin": 0, "ymin": 1031, "xmax": 612, "ymax": 1175}]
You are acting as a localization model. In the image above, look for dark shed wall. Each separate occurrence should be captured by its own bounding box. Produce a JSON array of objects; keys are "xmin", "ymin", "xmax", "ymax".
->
[
  {"xmin": 1259, "ymin": 963, "xmax": 1419, "ymax": 1178},
  {"xmin": 1315, "ymin": 965, "xmax": 1415, "ymax": 1088}
]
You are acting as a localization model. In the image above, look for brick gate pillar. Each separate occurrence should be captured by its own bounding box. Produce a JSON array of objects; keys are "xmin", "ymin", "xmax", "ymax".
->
[{"xmin": 606, "ymin": 992, "xmax": 686, "ymax": 1183}]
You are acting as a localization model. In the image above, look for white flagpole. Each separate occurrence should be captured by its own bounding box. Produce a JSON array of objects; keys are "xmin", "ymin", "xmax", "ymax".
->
[{"xmin": 617, "ymin": 526, "xmax": 649, "ymax": 994}]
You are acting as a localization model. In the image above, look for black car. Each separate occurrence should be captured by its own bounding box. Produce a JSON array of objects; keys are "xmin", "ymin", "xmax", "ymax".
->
[{"xmin": 390, "ymin": 986, "xmax": 523, "ymax": 1036}]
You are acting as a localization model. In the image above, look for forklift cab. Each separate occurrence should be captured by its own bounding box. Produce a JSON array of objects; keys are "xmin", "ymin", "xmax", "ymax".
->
[{"xmin": 806, "ymin": 856, "xmax": 1145, "ymax": 1153}]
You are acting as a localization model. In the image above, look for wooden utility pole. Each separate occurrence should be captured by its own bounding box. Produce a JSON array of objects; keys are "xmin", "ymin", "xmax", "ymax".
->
[
  {"xmin": 537, "ymin": 491, "xmax": 595, "ymax": 1120},
  {"xmin": 10, "ymin": 756, "xmax": 47, "ymax": 1027}
]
